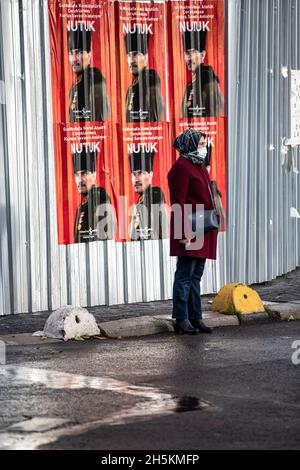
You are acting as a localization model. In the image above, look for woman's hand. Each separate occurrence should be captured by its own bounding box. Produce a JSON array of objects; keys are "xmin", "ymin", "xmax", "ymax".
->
[{"xmin": 179, "ymin": 238, "xmax": 191, "ymax": 247}]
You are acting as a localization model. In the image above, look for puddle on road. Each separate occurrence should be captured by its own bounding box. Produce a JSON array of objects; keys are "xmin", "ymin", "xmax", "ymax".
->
[
  {"xmin": 0, "ymin": 365, "xmax": 213, "ymax": 450},
  {"xmin": 9, "ymin": 417, "xmax": 69, "ymax": 433},
  {"xmin": 174, "ymin": 396, "xmax": 207, "ymax": 413}
]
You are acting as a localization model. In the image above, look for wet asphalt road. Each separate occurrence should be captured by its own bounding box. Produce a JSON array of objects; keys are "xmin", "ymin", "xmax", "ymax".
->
[{"xmin": 0, "ymin": 321, "xmax": 300, "ymax": 450}]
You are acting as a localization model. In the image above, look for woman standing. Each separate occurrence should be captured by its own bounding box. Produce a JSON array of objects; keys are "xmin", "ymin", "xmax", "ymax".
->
[{"xmin": 167, "ymin": 129, "xmax": 219, "ymax": 335}]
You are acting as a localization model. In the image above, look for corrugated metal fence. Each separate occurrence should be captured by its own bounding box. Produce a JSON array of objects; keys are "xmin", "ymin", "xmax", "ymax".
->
[{"xmin": 0, "ymin": 0, "xmax": 299, "ymax": 315}]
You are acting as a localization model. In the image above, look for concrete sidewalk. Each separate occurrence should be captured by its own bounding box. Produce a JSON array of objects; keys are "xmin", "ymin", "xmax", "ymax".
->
[{"xmin": 0, "ymin": 268, "xmax": 300, "ymax": 341}]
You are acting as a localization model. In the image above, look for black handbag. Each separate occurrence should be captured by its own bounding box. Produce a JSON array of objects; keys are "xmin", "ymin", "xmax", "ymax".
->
[
  {"xmin": 189, "ymin": 209, "xmax": 220, "ymax": 234},
  {"xmin": 188, "ymin": 173, "xmax": 220, "ymax": 234}
]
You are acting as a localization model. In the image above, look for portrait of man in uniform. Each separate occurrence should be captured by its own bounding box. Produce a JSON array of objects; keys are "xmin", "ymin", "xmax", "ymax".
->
[
  {"xmin": 181, "ymin": 30, "xmax": 224, "ymax": 118},
  {"xmin": 124, "ymin": 31, "xmax": 164, "ymax": 123},
  {"xmin": 73, "ymin": 149, "xmax": 115, "ymax": 243},
  {"xmin": 129, "ymin": 150, "xmax": 169, "ymax": 240},
  {"xmin": 68, "ymin": 30, "xmax": 110, "ymax": 122}
]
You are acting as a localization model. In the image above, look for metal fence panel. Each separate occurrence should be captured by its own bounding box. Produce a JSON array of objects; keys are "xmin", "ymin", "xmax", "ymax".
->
[{"xmin": 0, "ymin": 0, "xmax": 300, "ymax": 315}]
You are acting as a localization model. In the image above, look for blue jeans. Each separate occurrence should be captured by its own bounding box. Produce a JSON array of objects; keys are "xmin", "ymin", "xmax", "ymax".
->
[{"xmin": 172, "ymin": 257, "xmax": 206, "ymax": 321}]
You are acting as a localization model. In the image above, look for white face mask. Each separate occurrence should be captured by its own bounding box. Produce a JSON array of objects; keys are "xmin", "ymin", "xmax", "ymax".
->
[{"xmin": 198, "ymin": 147, "xmax": 207, "ymax": 159}]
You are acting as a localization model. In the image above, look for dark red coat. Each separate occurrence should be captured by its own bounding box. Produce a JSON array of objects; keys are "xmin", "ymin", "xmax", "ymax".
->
[{"xmin": 167, "ymin": 156, "xmax": 218, "ymax": 259}]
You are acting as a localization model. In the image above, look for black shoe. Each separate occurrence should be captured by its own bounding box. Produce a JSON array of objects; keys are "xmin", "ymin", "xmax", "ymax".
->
[
  {"xmin": 174, "ymin": 319, "xmax": 198, "ymax": 335},
  {"xmin": 190, "ymin": 319, "xmax": 213, "ymax": 333}
]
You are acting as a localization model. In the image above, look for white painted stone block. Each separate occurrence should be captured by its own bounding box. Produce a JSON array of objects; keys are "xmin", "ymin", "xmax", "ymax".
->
[{"xmin": 43, "ymin": 306, "xmax": 100, "ymax": 341}]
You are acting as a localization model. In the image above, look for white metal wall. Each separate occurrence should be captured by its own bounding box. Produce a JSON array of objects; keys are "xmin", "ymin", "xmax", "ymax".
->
[{"xmin": 0, "ymin": 0, "xmax": 299, "ymax": 315}]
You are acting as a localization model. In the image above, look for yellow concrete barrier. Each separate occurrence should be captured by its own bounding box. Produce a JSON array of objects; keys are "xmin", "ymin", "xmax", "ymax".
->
[{"xmin": 211, "ymin": 283, "xmax": 265, "ymax": 315}]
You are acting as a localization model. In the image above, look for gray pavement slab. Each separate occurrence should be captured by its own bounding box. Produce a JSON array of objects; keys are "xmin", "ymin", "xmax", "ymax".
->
[
  {"xmin": 264, "ymin": 302, "xmax": 300, "ymax": 321},
  {"xmin": 202, "ymin": 311, "xmax": 240, "ymax": 327},
  {"xmin": 0, "ymin": 333, "xmax": 61, "ymax": 346},
  {"xmin": 99, "ymin": 312, "xmax": 240, "ymax": 339},
  {"xmin": 237, "ymin": 312, "xmax": 271, "ymax": 324},
  {"xmin": 99, "ymin": 316, "xmax": 174, "ymax": 338}
]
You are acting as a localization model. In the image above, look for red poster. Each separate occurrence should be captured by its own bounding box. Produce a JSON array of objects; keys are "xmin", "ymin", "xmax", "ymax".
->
[
  {"xmin": 113, "ymin": 0, "xmax": 171, "ymax": 240},
  {"xmin": 48, "ymin": 0, "xmax": 226, "ymax": 244},
  {"xmin": 49, "ymin": 0, "xmax": 120, "ymax": 244}
]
